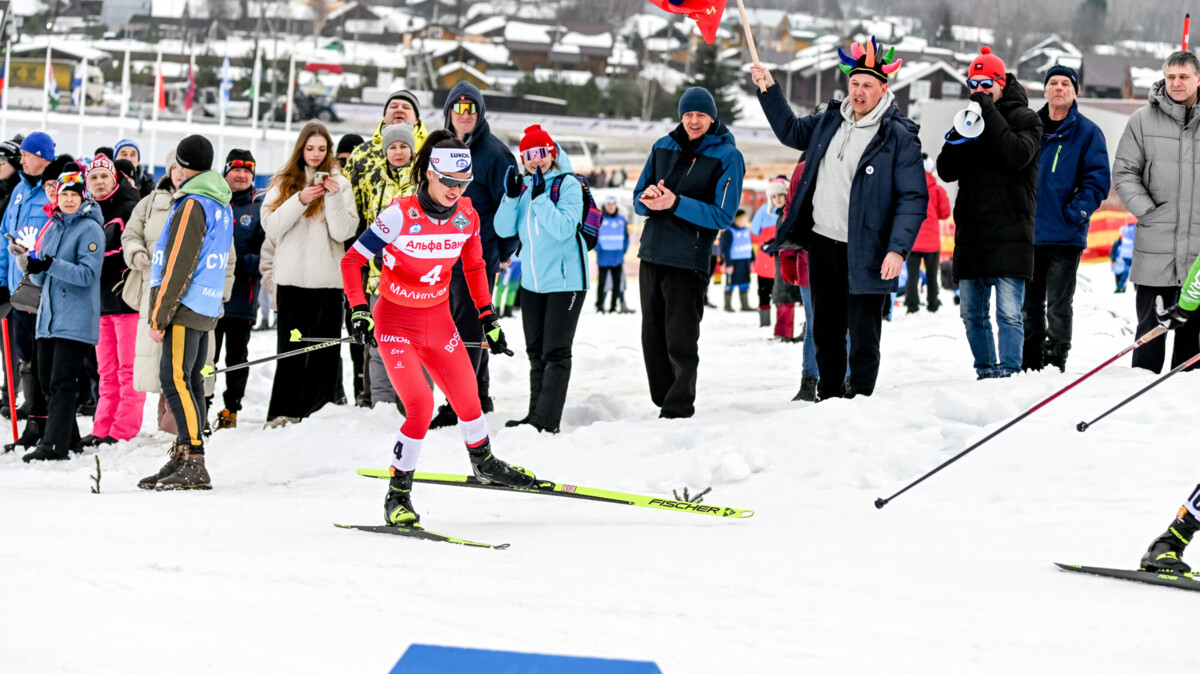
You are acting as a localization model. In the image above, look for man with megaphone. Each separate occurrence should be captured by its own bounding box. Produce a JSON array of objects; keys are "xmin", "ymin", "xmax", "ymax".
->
[{"xmin": 937, "ymin": 46, "xmax": 1043, "ymax": 380}]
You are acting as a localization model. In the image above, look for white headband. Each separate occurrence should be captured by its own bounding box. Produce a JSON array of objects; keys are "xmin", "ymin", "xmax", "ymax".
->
[{"xmin": 430, "ymin": 147, "xmax": 472, "ymax": 175}]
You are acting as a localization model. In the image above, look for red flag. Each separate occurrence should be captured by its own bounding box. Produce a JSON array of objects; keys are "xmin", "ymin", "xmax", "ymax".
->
[
  {"xmin": 156, "ymin": 62, "xmax": 166, "ymax": 110},
  {"xmin": 184, "ymin": 57, "xmax": 196, "ymax": 111},
  {"xmin": 649, "ymin": 0, "xmax": 729, "ymax": 45}
]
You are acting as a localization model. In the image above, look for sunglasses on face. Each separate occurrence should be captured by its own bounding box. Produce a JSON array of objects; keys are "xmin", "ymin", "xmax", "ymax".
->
[
  {"xmin": 521, "ymin": 147, "xmax": 552, "ymax": 162},
  {"xmin": 966, "ymin": 78, "xmax": 996, "ymax": 90},
  {"xmin": 451, "ymin": 101, "xmax": 478, "ymax": 115},
  {"xmin": 228, "ymin": 159, "xmax": 255, "ymax": 171},
  {"xmin": 430, "ymin": 167, "xmax": 472, "ymax": 190}
]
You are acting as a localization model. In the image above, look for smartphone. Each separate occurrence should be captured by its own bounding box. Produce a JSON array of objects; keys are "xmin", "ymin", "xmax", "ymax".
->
[
  {"xmin": 3, "ymin": 233, "xmax": 14, "ymax": 242},
  {"xmin": 313, "ymin": 171, "xmax": 330, "ymax": 185}
]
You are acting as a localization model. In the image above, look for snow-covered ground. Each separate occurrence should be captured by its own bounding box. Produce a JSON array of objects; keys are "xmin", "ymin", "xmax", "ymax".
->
[{"xmin": 3, "ymin": 261, "xmax": 1196, "ymax": 672}]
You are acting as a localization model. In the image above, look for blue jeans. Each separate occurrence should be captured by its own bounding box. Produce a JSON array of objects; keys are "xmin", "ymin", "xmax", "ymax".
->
[
  {"xmin": 799, "ymin": 286, "xmax": 818, "ymax": 377},
  {"xmin": 959, "ymin": 277, "xmax": 1026, "ymax": 377}
]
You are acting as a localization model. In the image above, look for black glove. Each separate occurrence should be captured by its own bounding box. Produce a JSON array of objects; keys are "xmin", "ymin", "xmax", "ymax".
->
[
  {"xmin": 504, "ymin": 165, "xmax": 522, "ymax": 199},
  {"xmin": 478, "ymin": 304, "xmax": 513, "ymax": 356},
  {"xmin": 529, "ymin": 167, "xmax": 546, "ymax": 201},
  {"xmin": 348, "ymin": 304, "xmax": 377, "ymax": 347},
  {"xmin": 1156, "ymin": 296, "xmax": 1193, "ymax": 331},
  {"xmin": 25, "ymin": 256, "xmax": 53, "ymax": 274},
  {"xmin": 968, "ymin": 91, "xmax": 996, "ymax": 111}
]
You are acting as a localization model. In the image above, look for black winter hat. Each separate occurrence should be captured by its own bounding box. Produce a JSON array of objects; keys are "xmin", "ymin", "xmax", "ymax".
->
[
  {"xmin": 94, "ymin": 146, "xmax": 114, "ymax": 160},
  {"xmin": 114, "ymin": 159, "xmax": 136, "ymax": 184},
  {"xmin": 42, "ymin": 154, "xmax": 77, "ymax": 184},
  {"xmin": 0, "ymin": 136, "xmax": 21, "ymax": 170},
  {"xmin": 383, "ymin": 90, "xmax": 420, "ymax": 121},
  {"xmin": 1045, "ymin": 64, "xmax": 1080, "ymax": 93},
  {"xmin": 176, "ymin": 135, "xmax": 214, "ymax": 171},
  {"xmin": 337, "ymin": 133, "xmax": 364, "ymax": 155},
  {"xmin": 224, "ymin": 148, "xmax": 256, "ymax": 176}
]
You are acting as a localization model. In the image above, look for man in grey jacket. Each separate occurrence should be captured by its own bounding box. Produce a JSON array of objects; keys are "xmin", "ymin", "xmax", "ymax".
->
[{"xmin": 1113, "ymin": 50, "xmax": 1200, "ymax": 372}]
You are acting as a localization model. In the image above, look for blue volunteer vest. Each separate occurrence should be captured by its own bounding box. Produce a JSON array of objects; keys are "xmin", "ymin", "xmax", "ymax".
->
[
  {"xmin": 597, "ymin": 215, "xmax": 626, "ymax": 251},
  {"xmin": 729, "ymin": 227, "xmax": 753, "ymax": 261},
  {"xmin": 1118, "ymin": 223, "xmax": 1135, "ymax": 260},
  {"xmin": 150, "ymin": 194, "xmax": 235, "ymax": 318}
]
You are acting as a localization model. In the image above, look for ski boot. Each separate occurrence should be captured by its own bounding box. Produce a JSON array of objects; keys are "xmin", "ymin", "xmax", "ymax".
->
[
  {"xmin": 1141, "ymin": 509, "xmax": 1200, "ymax": 573},
  {"xmin": 468, "ymin": 440, "xmax": 536, "ymax": 488},
  {"xmin": 156, "ymin": 444, "xmax": 212, "ymax": 490},
  {"xmin": 384, "ymin": 468, "xmax": 419, "ymax": 526}
]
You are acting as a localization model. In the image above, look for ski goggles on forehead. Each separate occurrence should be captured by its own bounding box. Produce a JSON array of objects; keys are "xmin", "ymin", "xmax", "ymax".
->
[
  {"xmin": 520, "ymin": 147, "xmax": 553, "ymax": 162},
  {"xmin": 58, "ymin": 173, "xmax": 85, "ymax": 187},
  {"xmin": 966, "ymin": 78, "xmax": 997, "ymax": 90},
  {"xmin": 227, "ymin": 159, "xmax": 255, "ymax": 171},
  {"xmin": 430, "ymin": 167, "xmax": 472, "ymax": 190},
  {"xmin": 451, "ymin": 100, "xmax": 478, "ymax": 115}
]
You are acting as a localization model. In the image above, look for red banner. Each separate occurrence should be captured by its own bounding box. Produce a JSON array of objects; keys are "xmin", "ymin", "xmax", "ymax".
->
[{"xmin": 649, "ymin": 0, "xmax": 728, "ymax": 45}]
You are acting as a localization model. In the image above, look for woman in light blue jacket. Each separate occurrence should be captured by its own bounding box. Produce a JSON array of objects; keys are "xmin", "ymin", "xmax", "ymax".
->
[
  {"xmin": 15, "ymin": 172, "xmax": 104, "ymax": 461},
  {"xmin": 494, "ymin": 125, "xmax": 589, "ymax": 433}
]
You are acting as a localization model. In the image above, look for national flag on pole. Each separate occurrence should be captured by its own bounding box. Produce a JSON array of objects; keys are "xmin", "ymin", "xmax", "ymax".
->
[
  {"xmin": 156, "ymin": 61, "xmax": 166, "ymax": 110},
  {"xmin": 47, "ymin": 60, "xmax": 59, "ymax": 110},
  {"xmin": 70, "ymin": 63, "xmax": 83, "ymax": 107},
  {"xmin": 648, "ymin": 0, "xmax": 729, "ymax": 45},
  {"xmin": 184, "ymin": 55, "xmax": 196, "ymax": 111},
  {"xmin": 0, "ymin": 60, "xmax": 6, "ymax": 103},
  {"xmin": 219, "ymin": 55, "xmax": 232, "ymax": 113}
]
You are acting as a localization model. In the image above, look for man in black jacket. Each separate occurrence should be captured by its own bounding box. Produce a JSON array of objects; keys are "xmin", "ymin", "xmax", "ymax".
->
[
  {"xmin": 429, "ymin": 82, "xmax": 519, "ymax": 428},
  {"xmin": 937, "ymin": 47, "xmax": 1042, "ymax": 379},
  {"xmin": 633, "ymin": 87, "xmax": 745, "ymax": 418}
]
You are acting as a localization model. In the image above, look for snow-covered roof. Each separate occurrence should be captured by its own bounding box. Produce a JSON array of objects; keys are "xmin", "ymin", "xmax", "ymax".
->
[
  {"xmin": 640, "ymin": 61, "xmax": 687, "ymax": 92},
  {"xmin": 1131, "ymin": 66, "xmax": 1160, "ymax": 90},
  {"xmin": 464, "ymin": 16, "xmax": 507, "ymax": 36},
  {"xmin": 561, "ymin": 31, "xmax": 614, "ymax": 50},
  {"xmin": 10, "ymin": 39, "xmax": 112, "ymax": 63},
  {"xmin": 416, "ymin": 38, "xmax": 509, "ymax": 66},
  {"xmin": 622, "ymin": 14, "xmax": 672, "ymax": 40},
  {"xmin": 728, "ymin": 8, "xmax": 788, "ymax": 28},
  {"xmin": 551, "ymin": 43, "xmax": 580, "ymax": 56},
  {"xmin": 950, "ymin": 25, "xmax": 996, "ymax": 45},
  {"xmin": 505, "ymin": 21, "xmax": 555, "ymax": 45},
  {"xmin": 437, "ymin": 61, "xmax": 495, "ymax": 86},
  {"xmin": 607, "ymin": 39, "xmax": 639, "ymax": 69},
  {"xmin": 532, "ymin": 68, "xmax": 592, "ymax": 86}
]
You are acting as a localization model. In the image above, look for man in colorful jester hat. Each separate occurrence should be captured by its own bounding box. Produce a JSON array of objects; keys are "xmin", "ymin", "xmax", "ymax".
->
[{"xmin": 750, "ymin": 36, "xmax": 927, "ymax": 401}]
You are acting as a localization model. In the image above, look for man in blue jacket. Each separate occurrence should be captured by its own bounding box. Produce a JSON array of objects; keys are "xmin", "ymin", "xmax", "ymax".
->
[
  {"xmin": 1022, "ymin": 65, "xmax": 1110, "ymax": 372},
  {"xmin": 428, "ymin": 81, "xmax": 519, "ymax": 429},
  {"xmin": 751, "ymin": 37, "xmax": 926, "ymax": 400},
  {"xmin": 634, "ymin": 87, "xmax": 745, "ymax": 418}
]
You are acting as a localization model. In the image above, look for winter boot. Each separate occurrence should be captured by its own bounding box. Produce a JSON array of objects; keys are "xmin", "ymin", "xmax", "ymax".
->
[
  {"xmin": 739, "ymin": 289, "xmax": 754, "ymax": 312},
  {"xmin": 758, "ymin": 307, "xmax": 771, "ymax": 327},
  {"xmin": 383, "ymin": 468, "xmax": 419, "ymax": 525},
  {"xmin": 80, "ymin": 434, "xmax": 116, "ymax": 447},
  {"xmin": 428, "ymin": 403, "xmax": 458, "ymax": 430},
  {"xmin": 1141, "ymin": 509, "xmax": 1200, "ymax": 573},
  {"xmin": 138, "ymin": 443, "xmax": 185, "ymax": 490},
  {"xmin": 216, "ymin": 409, "xmax": 238, "ymax": 430},
  {"xmin": 792, "ymin": 374, "xmax": 819, "ymax": 402},
  {"xmin": 14, "ymin": 361, "xmax": 34, "ymax": 419},
  {"xmin": 157, "ymin": 444, "xmax": 212, "ymax": 490},
  {"xmin": 468, "ymin": 439, "xmax": 537, "ymax": 488},
  {"xmin": 1043, "ymin": 345, "xmax": 1068, "ymax": 373},
  {"xmin": 617, "ymin": 298, "xmax": 635, "ymax": 314},
  {"xmin": 595, "ymin": 302, "xmax": 606, "ymax": 314},
  {"xmin": 22, "ymin": 443, "xmax": 69, "ymax": 462},
  {"xmin": 723, "ymin": 292, "xmax": 734, "ymax": 313},
  {"xmin": 4, "ymin": 417, "xmax": 42, "ymax": 453}
]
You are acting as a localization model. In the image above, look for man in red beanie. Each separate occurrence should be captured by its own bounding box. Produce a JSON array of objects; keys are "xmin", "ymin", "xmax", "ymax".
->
[{"xmin": 937, "ymin": 46, "xmax": 1042, "ymax": 380}]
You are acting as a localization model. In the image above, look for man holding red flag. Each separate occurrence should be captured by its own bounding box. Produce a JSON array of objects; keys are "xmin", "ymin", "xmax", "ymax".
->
[{"xmin": 649, "ymin": 0, "xmax": 728, "ymax": 45}]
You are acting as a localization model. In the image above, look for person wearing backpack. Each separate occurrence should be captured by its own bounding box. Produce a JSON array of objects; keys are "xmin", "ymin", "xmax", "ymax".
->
[{"xmin": 494, "ymin": 125, "xmax": 588, "ymax": 434}]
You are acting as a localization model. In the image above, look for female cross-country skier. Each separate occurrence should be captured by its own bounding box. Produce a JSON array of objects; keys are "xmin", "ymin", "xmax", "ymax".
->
[{"xmin": 340, "ymin": 129, "xmax": 535, "ymax": 526}]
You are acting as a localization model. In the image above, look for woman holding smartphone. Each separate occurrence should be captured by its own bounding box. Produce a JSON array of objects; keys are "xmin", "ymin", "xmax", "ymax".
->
[{"xmin": 261, "ymin": 121, "xmax": 359, "ymax": 427}]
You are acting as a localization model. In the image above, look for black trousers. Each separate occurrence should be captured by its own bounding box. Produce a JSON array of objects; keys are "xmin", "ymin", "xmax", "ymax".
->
[
  {"xmin": 596, "ymin": 265, "xmax": 626, "ymax": 310},
  {"xmin": 448, "ymin": 265, "xmax": 492, "ymax": 401},
  {"xmin": 1022, "ymin": 244, "xmax": 1083, "ymax": 368},
  {"xmin": 160, "ymin": 325, "xmax": 208, "ymax": 448},
  {"xmin": 1133, "ymin": 284, "xmax": 1200, "ymax": 373},
  {"xmin": 268, "ymin": 285, "xmax": 344, "ymax": 420},
  {"xmin": 757, "ymin": 275, "xmax": 775, "ymax": 309},
  {"xmin": 36, "ymin": 337, "xmax": 86, "ymax": 452},
  {"xmin": 808, "ymin": 233, "xmax": 887, "ymax": 399},
  {"xmin": 520, "ymin": 288, "xmax": 584, "ymax": 429},
  {"xmin": 904, "ymin": 251, "xmax": 940, "ymax": 311},
  {"xmin": 640, "ymin": 260, "xmax": 707, "ymax": 418},
  {"xmin": 213, "ymin": 316, "xmax": 253, "ymax": 413}
]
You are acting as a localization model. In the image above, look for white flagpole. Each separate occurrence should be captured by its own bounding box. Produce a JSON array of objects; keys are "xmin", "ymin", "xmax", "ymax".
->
[
  {"xmin": 41, "ymin": 47, "xmax": 51, "ymax": 130},
  {"xmin": 76, "ymin": 54, "xmax": 88, "ymax": 157},
  {"xmin": 218, "ymin": 44, "xmax": 228, "ymax": 164},
  {"xmin": 250, "ymin": 45, "xmax": 261, "ymax": 155},
  {"xmin": 185, "ymin": 52, "xmax": 195, "ymax": 130},
  {"xmin": 118, "ymin": 44, "xmax": 131, "ymax": 139},
  {"xmin": 284, "ymin": 51, "xmax": 295, "ymax": 134},
  {"xmin": 150, "ymin": 47, "xmax": 162, "ymax": 175},
  {"xmin": 1, "ymin": 41, "xmax": 10, "ymax": 140}
]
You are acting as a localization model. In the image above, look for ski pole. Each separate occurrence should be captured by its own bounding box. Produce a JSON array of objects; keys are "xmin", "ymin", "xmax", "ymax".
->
[
  {"xmin": 875, "ymin": 326, "xmax": 1168, "ymax": 509},
  {"xmin": 1077, "ymin": 346, "xmax": 1200, "ymax": 432},
  {"xmin": 201, "ymin": 336, "xmax": 355, "ymax": 378},
  {"xmin": 2, "ymin": 317, "xmax": 16, "ymax": 442},
  {"xmin": 292, "ymin": 334, "xmax": 487, "ymax": 349}
]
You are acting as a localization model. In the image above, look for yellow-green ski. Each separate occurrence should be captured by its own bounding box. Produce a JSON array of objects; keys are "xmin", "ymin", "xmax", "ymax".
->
[{"xmin": 334, "ymin": 522, "xmax": 509, "ymax": 549}]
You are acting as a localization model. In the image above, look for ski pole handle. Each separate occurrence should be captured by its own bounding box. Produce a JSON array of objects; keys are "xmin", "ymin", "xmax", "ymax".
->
[{"xmin": 202, "ymin": 336, "xmax": 355, "ymax": 378}]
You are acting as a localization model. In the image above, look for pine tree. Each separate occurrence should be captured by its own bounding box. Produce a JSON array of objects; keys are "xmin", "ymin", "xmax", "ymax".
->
[{"xmin": 683, "ymin": 41, "xmax": 740, "ymax": 124}]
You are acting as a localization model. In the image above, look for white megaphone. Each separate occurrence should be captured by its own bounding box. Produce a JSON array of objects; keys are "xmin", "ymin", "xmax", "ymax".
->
[{"xmin": 952, "ymin": 100, "xmax": 985, "ymax": 139}]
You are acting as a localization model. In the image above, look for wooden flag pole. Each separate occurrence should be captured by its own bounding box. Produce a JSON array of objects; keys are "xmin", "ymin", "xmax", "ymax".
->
[{"xmin": 735, "ymin": 0, "xmax": 760, "ymax": 64}]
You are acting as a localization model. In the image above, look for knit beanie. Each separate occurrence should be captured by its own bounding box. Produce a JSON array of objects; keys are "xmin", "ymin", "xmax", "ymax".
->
[
  {"xmin": 20, "ymin": 132, "xmax": 55, "ymax": 161},
  {"xmin": 176, "ymin": 134, "xmax": 214, "ymax": 171},
  {"xmin": 678, "ymin": 87, "xmax": 718, "ymax": 120},
  {"xmin": 42, "ymin": 155, "xmax": 77, "ymax": 185},
  {"xmin": 113, "ymin": 138, "xmax": 141, "ymax": 160},
  {"xmin": 224, "ymin": 148, "xmax": 256, "ymax": 176},
  {"xmin": 969, "ymin": 46, "xmax": 1006, "ymax": 84},
  {"xmin": 114, "ymin": 159, "xmax": 136, "ymax": 183},
  {"xmin": 383, "ymin": 90, "xmax": 421, "ymax": 121},
  {"xmin": 57, "ymin": 172, "xmax": 85, "ymax": 198},
  {"xmin": 382, "ymin": 124, "xmax": 416, "ymax": 152},
  {"xmin": 0, "ymin": 136, "xmax": 22, "ymax": 170},
  {"xmin": 766, "ymin": 178, "xmax": 788, "ymax": 196},
  {"xmin": 1045, "ymin": 64, "xmax": 1080, "ymax": 93},
  {"xmin": 94, "ymin": 146, "xmax": 114, "ymax": 160},
  {"xmin": 518, "ymin": 124, "xmax": 556, "ymax": 157},
  {"xmin": 337, "ymin": 133, "xmax": 364, "ymax": 155},
  {"xmin": 88, "ymin": 155, "xmax": 116, "ymax": 181}
]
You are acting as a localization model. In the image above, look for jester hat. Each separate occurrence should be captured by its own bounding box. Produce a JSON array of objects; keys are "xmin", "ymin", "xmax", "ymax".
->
[{"xmin": 837, "ymin": 36, "xmax": 902, "ymax": 83}]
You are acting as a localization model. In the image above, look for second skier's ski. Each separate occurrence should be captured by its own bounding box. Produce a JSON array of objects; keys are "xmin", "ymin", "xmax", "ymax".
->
[
  {"xmin": 334, "ymin": 522, "xmax": 510, "ymax": 549},
  {"xmin": 1054, "ymin": 562, "xmax": 1200, "ymax": 591}
]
